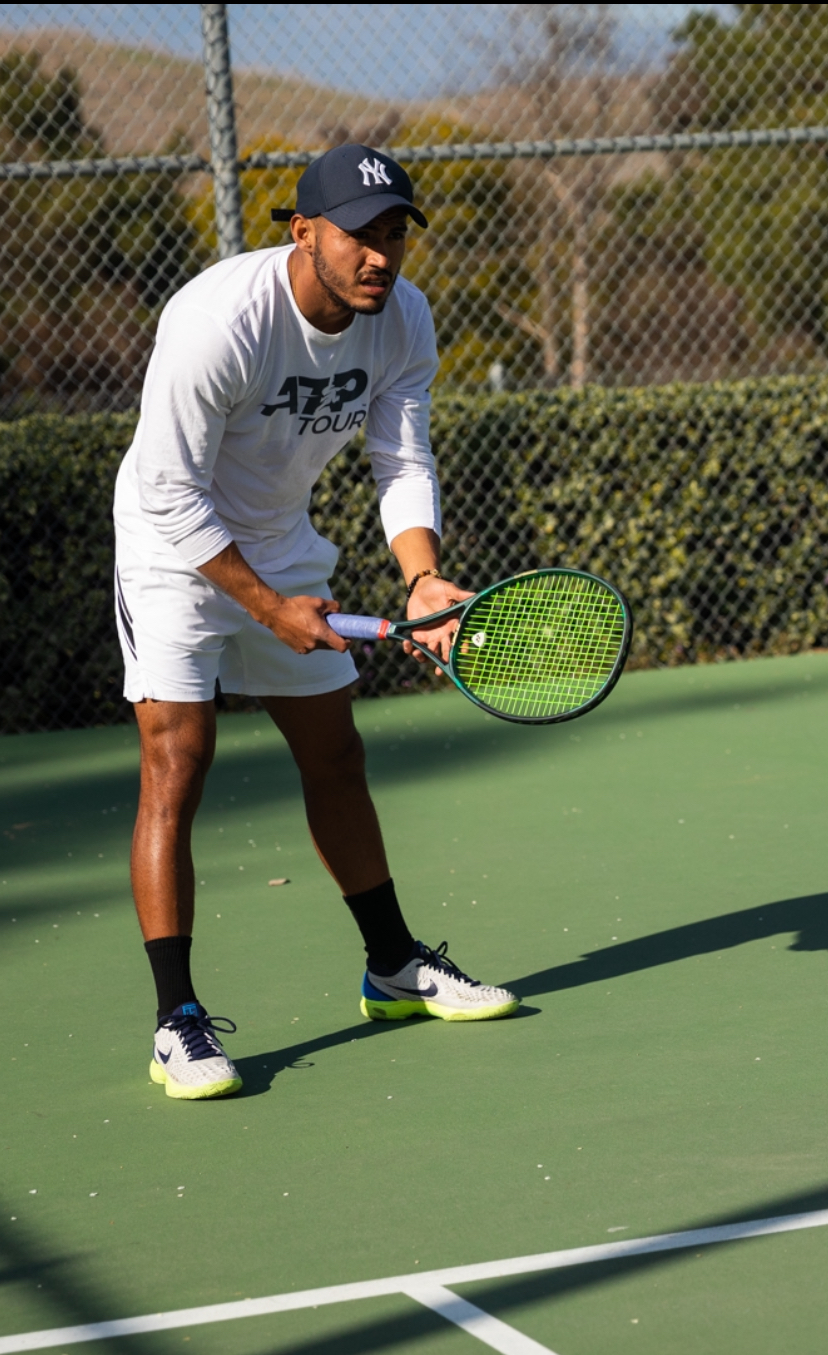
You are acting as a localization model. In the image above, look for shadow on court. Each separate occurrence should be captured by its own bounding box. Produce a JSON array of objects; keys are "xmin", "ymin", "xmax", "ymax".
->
[
  {"xmin": 234, "ymin": 1005, "xmax": 542, "ymax": 1097},
  {"xmin": 0, "ymin": 718, "xmax": 533, "ymax": 855},
  {"xmin": 450, "ymin": 1181, "xmax": 828, "ymax": 1337},
  {"xmin": 505, "ymin": 892, "xmax": 828, "ymax": 1000},
  {"xmin": 6, "ymin": 658, "xmax": 827, "ymax": 928},
  {"xmin": 0, "ymin": 1210, "xmax": 177, "ymax": 1355},
  {"xmin": 5, "ymin": 1180, "xmax": 826, "ymax": 1355},
  {"xmin": 203, "ymin": 1184, "xmax": 828, "ymax": 1354},
  {"xmin": 252, "ymin": 1305, "xmax": 453, "ymax": 1355},
  {"xmin": 4, "ymin": 658, "xmax": 826, "ymax": 819},
  {"xmin": 440, "ymin": 1181, "xmax": 828, "ymax": 1354},
  {"xmin": 0, "ymin": 898, "xmax": 75, "ymax": 934}
]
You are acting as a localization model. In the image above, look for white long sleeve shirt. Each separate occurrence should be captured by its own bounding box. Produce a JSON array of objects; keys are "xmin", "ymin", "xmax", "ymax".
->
[{"xmin": 114, "ymin": 245, "xmax": 441, "ymax": 573}]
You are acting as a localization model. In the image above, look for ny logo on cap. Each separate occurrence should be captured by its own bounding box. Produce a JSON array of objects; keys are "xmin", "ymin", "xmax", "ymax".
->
[{"xmin": 358, "ymin": 156, "xmax": 393, "ymax": 188}]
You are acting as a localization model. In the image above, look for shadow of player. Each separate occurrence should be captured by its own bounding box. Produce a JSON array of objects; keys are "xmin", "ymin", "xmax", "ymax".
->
[
  {"xmin": 234, "ymin": 1002, "xmax": 540, "ymax": 1097},
  {"xmin": 504, "ymin": 891, "xmax": 828, "ymax": 1000}
]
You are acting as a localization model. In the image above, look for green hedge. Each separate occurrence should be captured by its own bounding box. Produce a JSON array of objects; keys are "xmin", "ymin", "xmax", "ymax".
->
[
  {"xmin": 3, "ymin": 376, "xmax": 828, "ymax": 732},
  {"xmin": 0, "ymin": 414, "xmax": 137, "ymax": 733},
  {"xmin": 437, "ymin": 379, "xmax": 828, "ymax": 666}
]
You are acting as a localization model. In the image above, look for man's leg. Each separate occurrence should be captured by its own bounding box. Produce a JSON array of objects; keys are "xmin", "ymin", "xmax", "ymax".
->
[
  {"xmin": 132, "ymin": 697, "xmax": 215, "ymax": 944},
  {"xmin": 260, "ymin": 687, "xmax": 518, "ymax": 1022},
  {"xmin": 132, "ymin": 697, "xmax": 242, "ymax": 1099},
  {"xmin": 260, "ymin": 686, "xmax": 385, "ymax": 894},
  {"xmin": 260, "ymin": 686, "xmax": 415, "ymax": 972}
]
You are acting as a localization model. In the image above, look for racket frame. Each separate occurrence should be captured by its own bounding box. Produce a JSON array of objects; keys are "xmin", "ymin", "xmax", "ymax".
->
[{"xmin": 384, "ymin": 567, "xmax": 633, "ymax": 725}]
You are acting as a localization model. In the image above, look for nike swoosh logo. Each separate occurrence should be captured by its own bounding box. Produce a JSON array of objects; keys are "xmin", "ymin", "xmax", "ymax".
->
[
  {"xmin": 156, "ymin": 1049, "xmax": 172, "ymax": 1064},
  {"xmin": 388, "ymin": 981, "xmax": 439, "ymax": 998}
]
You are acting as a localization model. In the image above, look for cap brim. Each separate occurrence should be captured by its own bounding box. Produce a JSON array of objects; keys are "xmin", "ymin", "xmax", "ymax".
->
[
  {"xmin": 324, "ymin": 194, "xmax": 428, "ymax": 230},
  {"xmin": 271, "ymin": 196, "xmax": 428, "ymax": 229}
]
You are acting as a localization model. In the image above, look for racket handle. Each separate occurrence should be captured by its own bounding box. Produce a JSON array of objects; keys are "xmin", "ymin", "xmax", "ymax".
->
[{"xmin": 327, "ymin": 613, "xmax": 390, "ymax": 641}]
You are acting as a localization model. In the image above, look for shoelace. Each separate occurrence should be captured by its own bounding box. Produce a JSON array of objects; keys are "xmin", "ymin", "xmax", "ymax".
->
[
  {"xmin": 163, "ymin": 1011, "xmax": 237, "ymax": 1062},
  {"xmin": 418, "ymin": 940, "xmax": 480, "ymax": 988}
]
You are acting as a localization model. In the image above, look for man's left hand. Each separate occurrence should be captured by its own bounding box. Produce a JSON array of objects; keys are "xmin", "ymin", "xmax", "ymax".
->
[{"xmin": 405, "ymin": 574, "xmax": 473, "ymax": 670}]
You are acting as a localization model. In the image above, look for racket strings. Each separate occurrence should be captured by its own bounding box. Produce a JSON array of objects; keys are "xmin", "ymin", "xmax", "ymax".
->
[{"xmin": 453, "ymin": 574, "xmax": 626, "ymax": 720}]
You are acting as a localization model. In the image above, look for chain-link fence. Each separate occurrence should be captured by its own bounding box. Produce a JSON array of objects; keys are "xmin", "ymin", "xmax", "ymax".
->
[
  {"xmin": 6, "ymin": 3, "xmax": 828, "ymax": 405},
  {"xmin": 4, "ymin": 3, "xmax": 828, "ymax": 729}
]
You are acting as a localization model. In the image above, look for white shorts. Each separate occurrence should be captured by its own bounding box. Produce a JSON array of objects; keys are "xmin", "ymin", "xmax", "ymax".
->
[{"xmin": 115, "ymin": 534, "xmax": 358, "ymax": 703}]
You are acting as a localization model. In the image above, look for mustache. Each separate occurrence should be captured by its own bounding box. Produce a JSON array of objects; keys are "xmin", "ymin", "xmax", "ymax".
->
[{"xmin": 358, "ymin": 270, "xmax": 393, "ymax": 285}]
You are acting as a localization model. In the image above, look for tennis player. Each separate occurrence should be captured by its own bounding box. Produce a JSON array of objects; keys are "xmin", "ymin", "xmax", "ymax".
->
[{"xmin": 114, "ymin": 144, "xmax": 518, "ymax": 1100}]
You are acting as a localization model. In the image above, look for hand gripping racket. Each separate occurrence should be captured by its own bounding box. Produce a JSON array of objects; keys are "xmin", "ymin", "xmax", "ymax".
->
[{"xmin": 328, "ymin": 568, "xmax": 632, "ymax": 725}]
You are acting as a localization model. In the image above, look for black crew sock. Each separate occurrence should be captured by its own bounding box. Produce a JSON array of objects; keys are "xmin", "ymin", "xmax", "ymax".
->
[
  {"xmin": 144, "ymin": 935, "xmax": 198, "ymax": 1023},
  {"xmin": 343, "ymin": 878, "xmax": 415, "ymax": 974}
]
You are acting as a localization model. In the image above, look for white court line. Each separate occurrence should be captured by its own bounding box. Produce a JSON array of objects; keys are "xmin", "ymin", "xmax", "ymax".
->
[
  {"xmin": 403, "ymin": 1283, "xmax": 559, "ymax": 1354},
  {"xmin": 1, "ymin": 1208, "xmax": 827, "ymax": 1353}
]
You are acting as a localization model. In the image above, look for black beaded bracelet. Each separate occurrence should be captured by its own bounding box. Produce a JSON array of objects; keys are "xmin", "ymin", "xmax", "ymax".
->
[{"xmin": 406, "ymin": 568, "xmax": 444, "ymax": 601}]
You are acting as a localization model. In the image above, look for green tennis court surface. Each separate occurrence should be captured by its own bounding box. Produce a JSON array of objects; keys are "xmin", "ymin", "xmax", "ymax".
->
[{"xmin": 3, "ymin": 653, "xmax": 828, "ymax": 1353}]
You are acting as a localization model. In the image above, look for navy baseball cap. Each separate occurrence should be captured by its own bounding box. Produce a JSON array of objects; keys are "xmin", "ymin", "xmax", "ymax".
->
[{"xmin": 271, "ymin": 143, "xmax": 428, "ymax": 230}]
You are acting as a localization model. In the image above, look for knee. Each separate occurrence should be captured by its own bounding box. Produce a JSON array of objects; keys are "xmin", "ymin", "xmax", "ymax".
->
[
  {"xmin": 299, "ymin": 725, "xmax": 366, "ymax": 788},
  {"xmin": 140, "ymin": 734, "xmax": 213, "ymax": 810}
]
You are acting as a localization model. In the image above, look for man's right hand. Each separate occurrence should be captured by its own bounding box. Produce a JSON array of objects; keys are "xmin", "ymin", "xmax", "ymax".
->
[
  {"xmin": 196, "ymin": 542, "xmax": 349, "ymax": 655},
  {"xmin": 264, "ymin": 593, "xmax": 350, "ymax": 655}
]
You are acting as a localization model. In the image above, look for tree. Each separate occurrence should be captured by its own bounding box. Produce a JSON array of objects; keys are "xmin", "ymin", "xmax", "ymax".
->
[
  {"xmin": 664, "ymin": 4, "xmax": 828, "ymax": 131},
  {"xmin": 393, "ymin": 114, "xmax": 532, "ymax": 388},
  {"xmin": 642, "ymin": 4, "xmax": 828, "ymax": 370},
  {"xmin": 0, "ymin": 51, "xmax": 202, "ymax": 414},
  {"xmin": 0, "ymin": 51, "xmax": 85, "ymax": 158},
  {"xmin": 485, "ymin": 4, "xmax": 667, "ymax": 387},
  {"xmin": 589, "ymin": 169, "xmax": 754, "ymax": 385}
]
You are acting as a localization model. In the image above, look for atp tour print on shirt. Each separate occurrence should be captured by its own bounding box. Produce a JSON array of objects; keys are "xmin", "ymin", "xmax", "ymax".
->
[
  {"xmin": 114, "ymin": 245, "xmax": 441, "ymax": 574},
  {"xmin": 260, "ymin": 368, "xmax": 368, "ymax": 436}
]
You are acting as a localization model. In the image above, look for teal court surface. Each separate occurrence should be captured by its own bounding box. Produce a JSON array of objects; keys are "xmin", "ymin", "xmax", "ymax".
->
[{"xmin": 2, "ymin": 652, "xmax": 828, "ymax": 1354}]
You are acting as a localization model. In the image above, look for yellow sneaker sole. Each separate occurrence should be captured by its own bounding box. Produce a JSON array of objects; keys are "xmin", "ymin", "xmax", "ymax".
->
[
  {"xmin": 360, "ymin": 995, "xmax": 519, "ymax": 1022},
  {"xmin": 149, "ymin": 1058, "xmax": 243, "ymax": 1100}
]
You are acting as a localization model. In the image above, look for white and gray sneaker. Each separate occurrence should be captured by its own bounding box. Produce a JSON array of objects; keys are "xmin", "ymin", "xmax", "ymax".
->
[
  {"xmin": 150, "ymin": 1001, "xmax": 243, "ymax": 1100},
  {"xmin": 361, "ymin": 941, "xmax": 519, "ymax": 1022}
]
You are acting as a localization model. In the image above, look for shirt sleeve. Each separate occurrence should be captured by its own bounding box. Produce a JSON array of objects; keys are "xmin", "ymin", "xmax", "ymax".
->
[
  {"xmin": 364, "ymin": 297, "xmax": 442, "ymax": 546},
  {"xmin": 131, "ymin": 303, "xmax": 250, "ymax": 567}
]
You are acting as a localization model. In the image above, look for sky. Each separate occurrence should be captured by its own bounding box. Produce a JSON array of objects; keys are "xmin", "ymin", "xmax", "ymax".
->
[{"xmin": 0, "ymin": 3, "xmax": 735, "ymax": 100}]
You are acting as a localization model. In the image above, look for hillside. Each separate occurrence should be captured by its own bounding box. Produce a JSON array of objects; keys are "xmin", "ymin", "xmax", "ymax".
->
[
  {"xmin": 0, "ymin": 24, "xmax": 661, "ymax": 185},
  {"xmin": 0, "ymin": 27, "xmax": 388, "ymax": 156}
]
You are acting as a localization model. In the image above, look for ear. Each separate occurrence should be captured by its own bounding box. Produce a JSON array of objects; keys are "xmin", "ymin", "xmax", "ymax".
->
[{"xmin": 290, "ymin": 214, "xmax": 318, "ymax": 254}]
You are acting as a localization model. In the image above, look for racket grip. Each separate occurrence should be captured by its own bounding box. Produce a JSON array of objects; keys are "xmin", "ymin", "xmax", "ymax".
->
[{"xmin": 327, "ymin": 613, "xmax": 389, "ymax": 641}]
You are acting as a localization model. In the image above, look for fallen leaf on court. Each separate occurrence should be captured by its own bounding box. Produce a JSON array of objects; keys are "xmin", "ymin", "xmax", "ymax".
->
[{"xmin": 268, "ymin": 878, "xmax": 290, "ymax": 886}]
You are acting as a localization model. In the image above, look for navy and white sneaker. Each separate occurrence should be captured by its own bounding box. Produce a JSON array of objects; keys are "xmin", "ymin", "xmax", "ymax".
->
[
  {"xmin": 150, "ymin": 1001, "xmax": 242, "ymax": 1100},
  {"xmin": 361, "ymin": 941, "xmax": 519, "ymax": 1022}
]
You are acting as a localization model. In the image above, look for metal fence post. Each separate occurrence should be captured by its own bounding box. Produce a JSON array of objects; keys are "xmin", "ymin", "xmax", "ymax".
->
[{"xmin": 200, "ymin": 2, "xmax": 245, "ymax": 257}]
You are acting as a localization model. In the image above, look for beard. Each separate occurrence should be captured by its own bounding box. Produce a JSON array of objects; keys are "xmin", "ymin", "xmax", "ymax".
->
[{"xmin": 311, "ymin": 243, "xmax": 398, "ymax": 316}]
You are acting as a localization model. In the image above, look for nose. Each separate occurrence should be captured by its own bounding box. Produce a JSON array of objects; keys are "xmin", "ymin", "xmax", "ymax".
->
[{"xmin": 364, "ymin": 243, "xmax": 392, "ymax": 270}]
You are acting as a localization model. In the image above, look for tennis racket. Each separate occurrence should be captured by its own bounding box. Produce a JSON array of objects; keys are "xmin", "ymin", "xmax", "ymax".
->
[{"xmin": 327, "ymin": 568, "xmax": 632, "ymax": 725}]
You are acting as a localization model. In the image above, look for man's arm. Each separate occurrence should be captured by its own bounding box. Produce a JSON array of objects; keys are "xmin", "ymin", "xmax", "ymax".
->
[
  {"xmin": 197, "ymin": 542, "xmax": 349, "ymax": 655},
  {"xmin": 391, "ymin": 526, "xmax": 473, "ymax": 665}
]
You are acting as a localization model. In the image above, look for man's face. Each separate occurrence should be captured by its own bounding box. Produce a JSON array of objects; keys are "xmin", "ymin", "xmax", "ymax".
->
[{"xmin": 310, "ymin": 208, "xmax": 408, "ymax": 316}]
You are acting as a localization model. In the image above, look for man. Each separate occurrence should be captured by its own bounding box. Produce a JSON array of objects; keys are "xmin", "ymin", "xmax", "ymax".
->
[{"xmin": 114, "ymin": 143, "xmax": 518, "ymax": 1102}]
